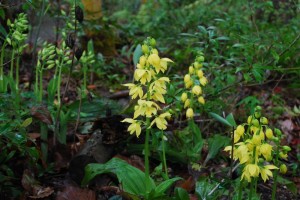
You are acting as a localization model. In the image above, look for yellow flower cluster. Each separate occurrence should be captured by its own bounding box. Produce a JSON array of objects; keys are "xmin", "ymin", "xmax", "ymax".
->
[
  {"xmin": 122, "ymin": 38, "xmax": 173, "ymax": 137},
  {"xmin": 224, "ymin": 106, "xmax": 291, "ymax": 182},
  {"xmin": 181, "ymin": 54, "xmax": 207, "ymax": 119}
]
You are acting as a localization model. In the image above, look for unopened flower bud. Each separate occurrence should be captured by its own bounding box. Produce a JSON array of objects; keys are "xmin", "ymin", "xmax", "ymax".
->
[
  {"xmin": 139, "ymin": 56, "xmax": 146, "ymax": 67},
  {"xmin": 197, "ymin": 70, "xmax": 204, "ymax": 78},
  {"xmin": 279, "ymin": 164, "xmax": 287, "ymax": 174},
  {"xmin": 255, "ymin": 106, "xmax": 262, "ymax": 112},
  {"xmin": 260, "ymin": 117, "xmax": 268, "ymax": 125},
  {"xmin": 282, "ymin": 146, "xmax": 291, "ymax": 152},
  {"xmin": 75, "ymin": 48, "xmax": 83, "ymax": 60},
  {"xmin": 184, "ymin": 99, "xmax": 190, "ymax": 108},
  {"xmin": 189, "ymin": 66, "xmax": 194, "ymax": 74},
  {"xmin": 265, "ymin": 128, "xmax": 273, "ymax": 139},
  {"xmin": 75, "ymin": 6, "xmax": 84, "ymax": 23},
  {"xmin": 254, "ymin": 111, "xmax": 261, "ymax": 118},
  {"xmin": 150, "ymin": 38, "xmax": 156, "ymax": 47},
  {"xmin": 279, "ymin": 152, "xmax": 288, "ymax": 160},
  {"xmin": 198, "ymin": 96, "xmax": 205, "ymax": 104},
  {"xmin": 194, "ymin": 61, "xmax": 202, "ymax": 69},
  {"xmin": 274, "ymin": 128, "xmax": 282, "ymax": 137},
  {"xmin": 200, "ymin": 77, "xmax": 208, "ymax": 86},
  {"xmin": 252, "ymin": 119, "xmax": 260, "ymax": 127},
  {"xmin": 142, "ymin": 44, "xmax": 149, "ymax": 54},
  {"xmin": 197, "ymin": 55, "xmax": 205, "ymax": 62},
  {"xmin": 186, "ymin": 108, "xmax": 194, "ymax": 118},
  {"xmin": 247, "ymin": 115, "xmax": 253, "ymax": 124},
  {"xmin": 192, "ymin": 85, "xmax": 202, "ymax": 96},
  {"xmin": 184, "ymin": 74, "xmax": 191, "ymax": 83},
  {"xmin": 272, "ymin": 136, "xmax": 279, "ymax": 142},
  {"xmin": 236, "ymin": 125, "xmax": 245, "ymax": 136},
  {"xmin": 151, "ymin": 49, "xmax": 158, "ymax": 55},
  {"xmin": 181, "ymin": 92, "xmax": 187, "ymax": 102}
]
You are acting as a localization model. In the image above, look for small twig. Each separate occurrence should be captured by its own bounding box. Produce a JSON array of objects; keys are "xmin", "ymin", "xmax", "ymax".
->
[
  {"xmin": 266, "ymin": 32, "xmax": 300, "ymax": 66},
  {"xmin": 272, "ymin": 74, "xmax": 284, "ymax": 93},
  {"xmin": 74, "ymin": 90, "xmax": 82, "ymax": 133}
]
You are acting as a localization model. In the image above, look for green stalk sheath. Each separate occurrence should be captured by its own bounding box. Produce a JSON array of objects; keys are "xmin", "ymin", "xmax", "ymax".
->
[
  {"xmin": 40, "ymin": 123, "xmax": 48, "ymax": 162},
  {"xmin": 57, "ymin": 65, "xmax": 62, "ymax": 106},
  {"xmin": 83, "ymin": 64, "xmax": 87, "ymax": 97},
  {"xmin": 39, "ymin": 67, "xmax": 43, "ymax": 102},
  {"xmin": 15, "ymin": 55, "xmax": 20, "ymax": 90},
  {"xmin": 10, "ymin": 50, "xmax": 15, "ymax": 79},
  {"xmin": 238, "ymin": 181, "xmax": 243, "ymax": 200}
]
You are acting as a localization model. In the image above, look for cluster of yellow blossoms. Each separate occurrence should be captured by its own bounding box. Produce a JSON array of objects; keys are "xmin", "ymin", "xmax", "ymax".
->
[
  {"xmin": 224, "ymin": 106, "xmax": 291, "ymax": 182},
  {"xmin": 122, "ymin": 38, "xmax": 173, "ymax": 137},
  {"xmin": 180, "ymin": 54, "xmax": 208, "ymax": 119}
]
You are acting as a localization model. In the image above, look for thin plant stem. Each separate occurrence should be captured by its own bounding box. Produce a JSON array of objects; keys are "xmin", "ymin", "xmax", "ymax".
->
[
  {"xmin": 161, "ymin": 131, "xmax": 169, "ymax": 179},
  {"xmin": 10, "ymin": 50, "xmax": 14, "ymax": 79},
  {"xmin": 249, "ymin": 146, "xmax": 257, "ymax": 200},
  {"xmin": 271, "ymin": 143, "xmax": 280, "ymax": 200},
  {"xmin": 15, "ymin": 54, "xmax": 20, "ymax": 107},
  {"xmin": 0, "ymin": 42, "xmax": 7, "ymax": 92},
  {"xmin": 228, "ymin": 126, "xmax": 235, "ymax": 200},
  {"xmin": 145, "ymin": 117, "xmax": 151, "ymax": 194},
  {"xmin": 39, "ymin": 66, "xmax": 43, "ymax": 102},
  {"xmin": 238, "ymin": 180, "xmax": 243, "ymax": 200}
]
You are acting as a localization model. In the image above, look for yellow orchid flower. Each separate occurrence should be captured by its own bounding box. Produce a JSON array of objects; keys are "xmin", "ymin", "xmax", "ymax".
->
[
  {"xmin": 121, "ymin": 118, "xmax": 142, "ymax": 137},
  {"xmin": 124, "ymin": 83, "xmax": 144, "ymax": 99},
  {"xmin": 150, "ymin": 112, "xmax": 171, "ymax": 130}
]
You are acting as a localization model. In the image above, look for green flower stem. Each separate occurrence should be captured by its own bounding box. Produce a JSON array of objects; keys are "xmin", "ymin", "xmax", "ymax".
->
[
  {"xmin": 271, "ymin": 142, "xmax": 280, "ymax": 200},
  {"xmin": 39, "ymin": 66, "xmax": 43, "ymax": 102},
  {"xmin": 57, "ymin": 63, "xmax": 63, "ymax": 106},
  {"xmin": 161, "ymin": 131, "xmax": 169, "ymax": 179},
  {"xmin": 238, "ymin": 180, "xmax": 243, "ymax": 200},
  {"xmin": 34, "ymin": 66, "xmax": 39, "ymax": 98},
  {"xmin": 145, "ymin": 117, "xmax": 151, "ymax": 194},
  {"xmin": 249, "ymin": 146, "xmax": 257, "ymax": 200},
  {"xmin": 249, "ymin": 179, "xmax": 254, "ymax": 200},
  {"xmin": 82, "ymin": 64, "xmax": 87, "ymax": 98},
  {"xmin": 40, "ymin": 122, "xmax": 48, "ymax": 162},
  {"xmin": 144, "ymin": 83, "xmax": 151, "ymax": 194},
  {"xmin": 15, "ymin": 54, "xmax": 20, "ymax": 107},
  {"xmin": 0, "ymin": 42, "xmax": 7, "ymax": 92}
]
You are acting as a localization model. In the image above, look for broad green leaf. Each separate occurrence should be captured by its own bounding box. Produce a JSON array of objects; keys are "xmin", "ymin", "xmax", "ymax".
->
[
  {"xmin": 82, "ymin": 158, "xmax": 156, "ymax": 195},
  {"xmin": 174, "ymin": 187, "xmax": 190, "ymax": 200},
  {"xmin": 277, "ymin": 175, "xmax": 297, "ymax": 194},
  {"xmin": 207, "ymin": 134, "xmax": 230, "ymax": 160},
  {"xmin": 209, "ymin": 112, "xmax": 233, "ymax": 127},
  {"xmin": 133, "ymin": 44, "xmax": 142, "ymax": 67},
  {"xmin": 153, "ymin": 177, "xmax": 182, "ymax": 197},
  {"xmin": 225, "ymin": 113, "xmax": 236, "ymax": 127}
]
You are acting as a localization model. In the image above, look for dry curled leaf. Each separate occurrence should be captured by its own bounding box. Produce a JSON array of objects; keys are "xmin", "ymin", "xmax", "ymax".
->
[
  {"xmin": 29, "ymin": 186, "xmax": 54, "ymax": 199},
  {"xmin": 56, "ymin": 185, "xmax": 95, "ymax": 200},
  {"xmin": 31, "ymin": 106, "xmax": 53, "ymax": 125}
]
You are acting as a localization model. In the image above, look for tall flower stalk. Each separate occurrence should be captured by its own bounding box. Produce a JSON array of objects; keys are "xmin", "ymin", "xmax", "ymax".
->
[
  {"xmin": 0, "ymin": 13, "xmax": 28, "ymax": 95},
  {"xmin": 122, "ymin": 37, "xmax": 173, "ymax": 194}
]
